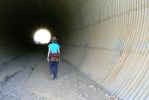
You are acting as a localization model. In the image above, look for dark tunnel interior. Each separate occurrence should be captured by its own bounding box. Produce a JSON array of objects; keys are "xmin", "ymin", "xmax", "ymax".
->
[{"xmin": 0, "ymin": 0, "xmax": 69, "ymax": 48}]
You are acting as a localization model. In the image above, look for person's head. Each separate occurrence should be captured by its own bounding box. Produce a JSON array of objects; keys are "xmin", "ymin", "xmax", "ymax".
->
[{"xmin": 51, "ymin": 36, "xmax": 57, "ymax": 43}]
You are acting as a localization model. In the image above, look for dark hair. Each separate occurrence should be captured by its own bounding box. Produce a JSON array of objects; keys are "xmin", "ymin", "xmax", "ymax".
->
[
  {"xmin": 51, "ymin": 40, "xmax": 57, "ymax": 43},
  {"xmin": 51, "ymin": 36, "xmax": 57, "ymax": 43}
]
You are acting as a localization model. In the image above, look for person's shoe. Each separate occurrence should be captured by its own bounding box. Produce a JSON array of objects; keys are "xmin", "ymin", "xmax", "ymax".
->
[
  {"xmin": 53, "ymin": 76, "xmax": 57, "ymax": 80},
  {"xmin": 50, "ymin": 74, "xmax": 54, "ymax": 80}
]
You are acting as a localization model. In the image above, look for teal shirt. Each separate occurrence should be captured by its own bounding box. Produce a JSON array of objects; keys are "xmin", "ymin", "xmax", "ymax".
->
[{"xmin": 48, "ymin": 43, "xmax": 60, "ymax": 53}]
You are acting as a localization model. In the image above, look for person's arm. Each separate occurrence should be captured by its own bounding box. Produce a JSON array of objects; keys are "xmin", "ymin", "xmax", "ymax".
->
[
  {"xmin": 58, "ymin": 48, "xmax": 60, "ymax": 61},
  {"xmin": 47, "ymin": 48, "xmax": 51, "ymax": 62}
]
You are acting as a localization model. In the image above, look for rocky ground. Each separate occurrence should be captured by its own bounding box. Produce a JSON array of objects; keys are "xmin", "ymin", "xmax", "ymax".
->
[{"xmin": 0, "ymin": 51, "xmax": 117, "ymax": 100}]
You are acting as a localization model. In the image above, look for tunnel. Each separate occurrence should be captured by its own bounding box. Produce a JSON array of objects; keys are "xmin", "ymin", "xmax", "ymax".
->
[{"xmin": 0, "ymin": 0, "xmax": 149, "ymax": 100}]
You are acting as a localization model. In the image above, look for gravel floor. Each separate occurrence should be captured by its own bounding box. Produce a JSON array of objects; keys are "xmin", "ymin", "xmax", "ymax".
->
[{"xmin": 0, "ymin": 51, "xmax": 115, "ymax": 100}]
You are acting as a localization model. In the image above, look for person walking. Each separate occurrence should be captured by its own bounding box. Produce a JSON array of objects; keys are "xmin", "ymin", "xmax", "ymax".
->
[{"xmin": 47, "ymin": 36, "xmax": 60, "ymax": 80}]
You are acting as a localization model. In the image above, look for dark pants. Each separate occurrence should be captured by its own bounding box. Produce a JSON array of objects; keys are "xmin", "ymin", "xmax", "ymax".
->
[{"xmin": 49, "ymin": 60, "xmax": 59, "ymax": 79}]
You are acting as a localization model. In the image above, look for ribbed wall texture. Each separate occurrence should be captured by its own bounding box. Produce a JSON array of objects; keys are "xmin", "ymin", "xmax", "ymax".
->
[
  {"xmin": 63, "ymin": 0, "xmax": 149, "ymax": 99},
  {"xmin": 0, "ymin": 0, "xmax": 149, "ymax": 99}
]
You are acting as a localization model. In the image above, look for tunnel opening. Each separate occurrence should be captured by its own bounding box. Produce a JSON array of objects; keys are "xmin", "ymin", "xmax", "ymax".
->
[
  {"xmin": 0, "ymin": 0, "xmax": 149, "ymax": 100},
  {"xmin": 0, "ymin": 0, "xmax": 68, "ymax": 48}
]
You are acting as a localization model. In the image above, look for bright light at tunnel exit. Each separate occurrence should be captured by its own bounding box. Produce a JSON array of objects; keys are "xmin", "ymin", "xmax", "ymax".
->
[{"xmin": 33, "ymin": 28, "xmax": 51, "ymax": 44}]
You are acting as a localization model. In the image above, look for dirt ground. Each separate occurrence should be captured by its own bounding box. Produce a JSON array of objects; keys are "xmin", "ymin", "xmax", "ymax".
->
[{"xmin": 0, "ymin": 51, "xmax": 116, "ymax": 100}]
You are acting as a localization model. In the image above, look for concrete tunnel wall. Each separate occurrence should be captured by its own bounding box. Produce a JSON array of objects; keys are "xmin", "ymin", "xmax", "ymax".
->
[{"xmin": 0, "ymin": 0, "xmax": 149, "ymax": 99}]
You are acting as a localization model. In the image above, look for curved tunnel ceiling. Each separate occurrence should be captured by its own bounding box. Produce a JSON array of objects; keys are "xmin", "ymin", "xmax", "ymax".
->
[{"xmin": 0, "ymin": 0, "xmax": 149, "ymax": 99}]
